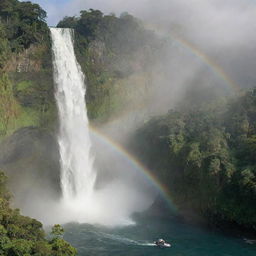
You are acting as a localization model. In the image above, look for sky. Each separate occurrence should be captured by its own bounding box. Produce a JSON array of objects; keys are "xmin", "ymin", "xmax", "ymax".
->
[
  {"xmin": 28, "ymin": 0, "xmax": 71, "ymax": 25},
  {"xmin": 24, "ymin": 0, "xmax": 144, "ymax": 25},
  {"xmin": 29, "ymin": 0, "xmax": 256, "ymax": 89}
]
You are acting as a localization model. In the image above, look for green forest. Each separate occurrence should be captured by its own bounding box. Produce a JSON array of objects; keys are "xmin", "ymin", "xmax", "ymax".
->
[
  {"xmin": 61, "ymin": 9, "xmax": 256, "ymax": 232},
  {"xmin": 0, "ymin": 171, "xmax": 76, "ymax": 255},
  {"xmin": 0, "ymin": 0, "xmax": 76, "ymax": 255},
  {"xmin": 58, "ymin": 9, "xmax": 160, "ymax": 122},
  {"xmin": 0, "ymin": 1, "xmax": 256, "ymax": 255},
  {"xmin": 132, "ymin": 89, "xmax": 256, "ymax": 230},
  {"xmin": 0, "ymin": 0, "xmax": 54, "ymax": 137}
]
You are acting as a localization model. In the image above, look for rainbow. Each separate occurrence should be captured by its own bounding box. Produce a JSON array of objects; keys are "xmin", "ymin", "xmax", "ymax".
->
[
  {"xmin": 87, "ymin": 32, "xmax": 241, "ymax": 213},
  {"xmin": 89, "ymin": 125, "xmax": 177, "ymax": 212},
  {"xmin": 97, "ymin": 31, "xmax": 241, "ymax": 128},
  {"xmin": 168, "ymin": 32, "xmax": 240, "ymax": 93}
]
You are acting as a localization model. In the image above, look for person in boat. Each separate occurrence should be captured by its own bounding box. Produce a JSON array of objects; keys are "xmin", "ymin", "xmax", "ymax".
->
[
  {"xmin": 154, "ymin": 238, "xmax": 172, "ymax": 248},
  {"xmin": 155, "ymin": 239, "xmax": 165, "ymax": 246}
]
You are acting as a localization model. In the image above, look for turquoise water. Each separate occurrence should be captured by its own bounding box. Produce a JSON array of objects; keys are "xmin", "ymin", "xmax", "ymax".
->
[{"xmin": 63, "ymin": 215, "xmax": 256, "ymax": 256}]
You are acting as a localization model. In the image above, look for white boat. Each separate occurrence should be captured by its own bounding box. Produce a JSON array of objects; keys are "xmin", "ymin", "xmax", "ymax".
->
[{"xmin": 154, "ymin": 239, "xmax": 171, "ymax": 248}]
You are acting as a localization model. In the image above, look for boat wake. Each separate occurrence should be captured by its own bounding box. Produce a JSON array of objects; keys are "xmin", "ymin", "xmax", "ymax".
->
[{"xmin": 97, "ymin": 232, "xmax": 156, "ymax": 247}]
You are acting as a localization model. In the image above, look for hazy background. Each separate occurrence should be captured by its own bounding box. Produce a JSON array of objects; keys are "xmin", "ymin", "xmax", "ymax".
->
[
  {"xmin": 28, "ymin": 0, "xmax": 256, "ymax": 93},
  {"xmin": 30, "ymin": 0, "xmax": 256, "ymax": 154},
  {"xmin": 14, "ymin": 0, "xmax": 256, "ymax": 226}
]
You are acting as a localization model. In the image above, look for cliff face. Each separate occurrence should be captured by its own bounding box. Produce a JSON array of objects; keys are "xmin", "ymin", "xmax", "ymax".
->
[
  {"xmin": 0, "ymin": 127, "xmax": 61, "ymax": 206},
  {"xmin": 5, "ymin": 45, "xmax": 46, "ymax": 73},
  {"xmin": 0, "ymin": 0, "xmax": 55, "ymax": 137},
  {"xmin": 0, "ymin": 0, "xmax": 61, "ymax": 221},
  {"xmin": 0, "ymin": 1, "xmax": 77, "ymax": 254},
  {"xmin": 0, "ymin": 41, "xmax": 61, "ymax": 217},
  {"xmin": 0, "ymin": 43, "xmax": 56, "ymax": 137}
]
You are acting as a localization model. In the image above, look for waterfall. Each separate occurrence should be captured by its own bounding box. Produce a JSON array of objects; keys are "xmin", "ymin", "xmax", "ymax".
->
[
  {"xmin": 50, "ymin": 28, "xmax": 96, "ymax": 203},
  {"xmin": 47, "ymin": 27, "xmax": 154, "ymax": 226}
]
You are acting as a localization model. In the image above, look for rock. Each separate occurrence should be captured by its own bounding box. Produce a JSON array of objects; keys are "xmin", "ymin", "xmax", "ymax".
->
[{"xmin": 0, "ymin": 127, "xmax": 61, "ymax": 209}]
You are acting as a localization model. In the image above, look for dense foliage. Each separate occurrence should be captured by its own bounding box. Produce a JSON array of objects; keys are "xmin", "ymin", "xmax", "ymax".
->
[
  {"xmin": 0, "ymin": 0, "xmax": 48, "ymax": 55},
  {"xmin": 132, "ymin": 89, "xmax": 256, "ymax": 230},
  {"xmin": 0, "ymin": 0, "xmax": 255, "ymax": 237},
  {"xmin": 0, "ymin": 171, "xmax": 76, "ymax": 255},
  {"xmin": 58, "ymin": 9, "xmax": 159, "ymax": 122},
  {"xmin": 0, "ymin": 2, "xmax": 76, "ymax": 254},
  {"xmin": 0, "ymin": 0, "xmax": 54, "ymax": 137}
]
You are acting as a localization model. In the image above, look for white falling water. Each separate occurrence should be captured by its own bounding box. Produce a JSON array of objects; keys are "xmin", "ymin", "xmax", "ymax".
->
[
  {"xmin": 50, "ymin": 28, "xmax": 96, "ymax": 204},
  {"xmin": 48, "ymin": 27, "xmax": 155, "ymax": 226}
]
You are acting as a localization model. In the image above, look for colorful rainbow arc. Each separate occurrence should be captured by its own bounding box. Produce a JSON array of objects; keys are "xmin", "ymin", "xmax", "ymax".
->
[
  {"xmin": 87, "ymin": 32, "xmax": 241, "ymax": 213},
  {"xmin": 168, "ymin": 32, "xmax": 240, "ymax": 93},
  {"xmin": 89, "ymin": 126, "xmax": 177, "ymax": 212}
]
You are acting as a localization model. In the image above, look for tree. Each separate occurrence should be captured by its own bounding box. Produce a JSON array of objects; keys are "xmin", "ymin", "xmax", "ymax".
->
[
  {"xmin": 0, "ymin": 0, "xmax": 49, "ymax": 51},
  {"xmin": 0, "ymin": 23, "xmax": 10, "ymax": 69},
  {"xmin": 76, "ymin": 9, "xmax": 103, "ymax": 39},
  {"xmin": 0, "ymin": 171, "xmax": 77, "ymax": 255},
  {"xmin": 57, "ymin": 16, "xmax": 77, "ymax": 28},
  {"xmin": 51, "ymin": 224, "xmax": 64, "ymax": 238},
  {"xmin": 0, "ymin": 74, "xmax": 19, "ymax": 135},
  {"xmin": 131, "ymin": 88, "xmax": 256, "ymax": 230},
  {"xmin": 0, "ymin": 0, "xmax": 17, "ymax": 24},
  {"xmin": 17, "ymin": 2, "xmax": 47, "ymax": 23},
  {"xmin": 50, "ymin": 225, "xmax": 77, "ymax": 256}
]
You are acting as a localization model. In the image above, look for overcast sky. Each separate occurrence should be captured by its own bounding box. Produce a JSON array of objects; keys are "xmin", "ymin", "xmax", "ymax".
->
[{"xmin": 26, "ymin": 0, "xmax": 256, "ymax": 89}]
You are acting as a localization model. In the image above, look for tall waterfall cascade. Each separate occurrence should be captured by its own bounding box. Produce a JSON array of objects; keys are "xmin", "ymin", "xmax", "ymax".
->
[
  {"xmin": 48, "ymin": 27, "xmax": 154, "ymax": 226},
  {"xmin": 50, "ymin": 28, "xmax": 96, "ymax": 203}
]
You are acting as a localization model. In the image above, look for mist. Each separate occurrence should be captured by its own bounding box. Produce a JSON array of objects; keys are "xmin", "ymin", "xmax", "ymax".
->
[
  {"xmin": 96, "ymin": 0, "xmax": 256, "ymax": 142},
  {"xmin": 13, "ymin": 125, "xmax": 157, "ymax": 227},
  {"xmin": 31, "ymin": 27, "xmax": 156, "ymax": 227},
  {"xmin": 42, "ymin": 0, "xmax": 255, "ymax": 88},
  {"xmin": 32, "ymin": 0, "xmax": 256, "ymax": 122},
  {"xmin": 12, "ymin": 0, "xmax": 256, "ymax": 227}
]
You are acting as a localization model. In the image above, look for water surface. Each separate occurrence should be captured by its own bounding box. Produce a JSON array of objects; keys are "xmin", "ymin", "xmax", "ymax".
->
[{"xmin": 64, "ymin": 215, "xmax": 256, "ymax": 256}]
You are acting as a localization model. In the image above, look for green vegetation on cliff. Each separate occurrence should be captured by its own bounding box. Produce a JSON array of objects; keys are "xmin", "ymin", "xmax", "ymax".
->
[
  {"xmin": 132, "ymin": 89, "xmax": 256, "ymax": 231},
  {"xmin": 0, "ymin": 0, "xmax": 55, "ymax": 137},
  {"xmin": 58, "ymin": 9, "xmax": 159, "ymax": 122},
  {"xmin": 0, "ymin": 171, "xmax": 77, "ymax": 255},
  {"xmin": 0, "ymin": 2, "xmax": 76, "ymax": 254},
  {"xmin": 0, "ymin": 0, "xmax": 48, "ymax": 54},
  {"xmin": 0, "ymin": 0, "xmax": 255, "ymax": 237}
]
